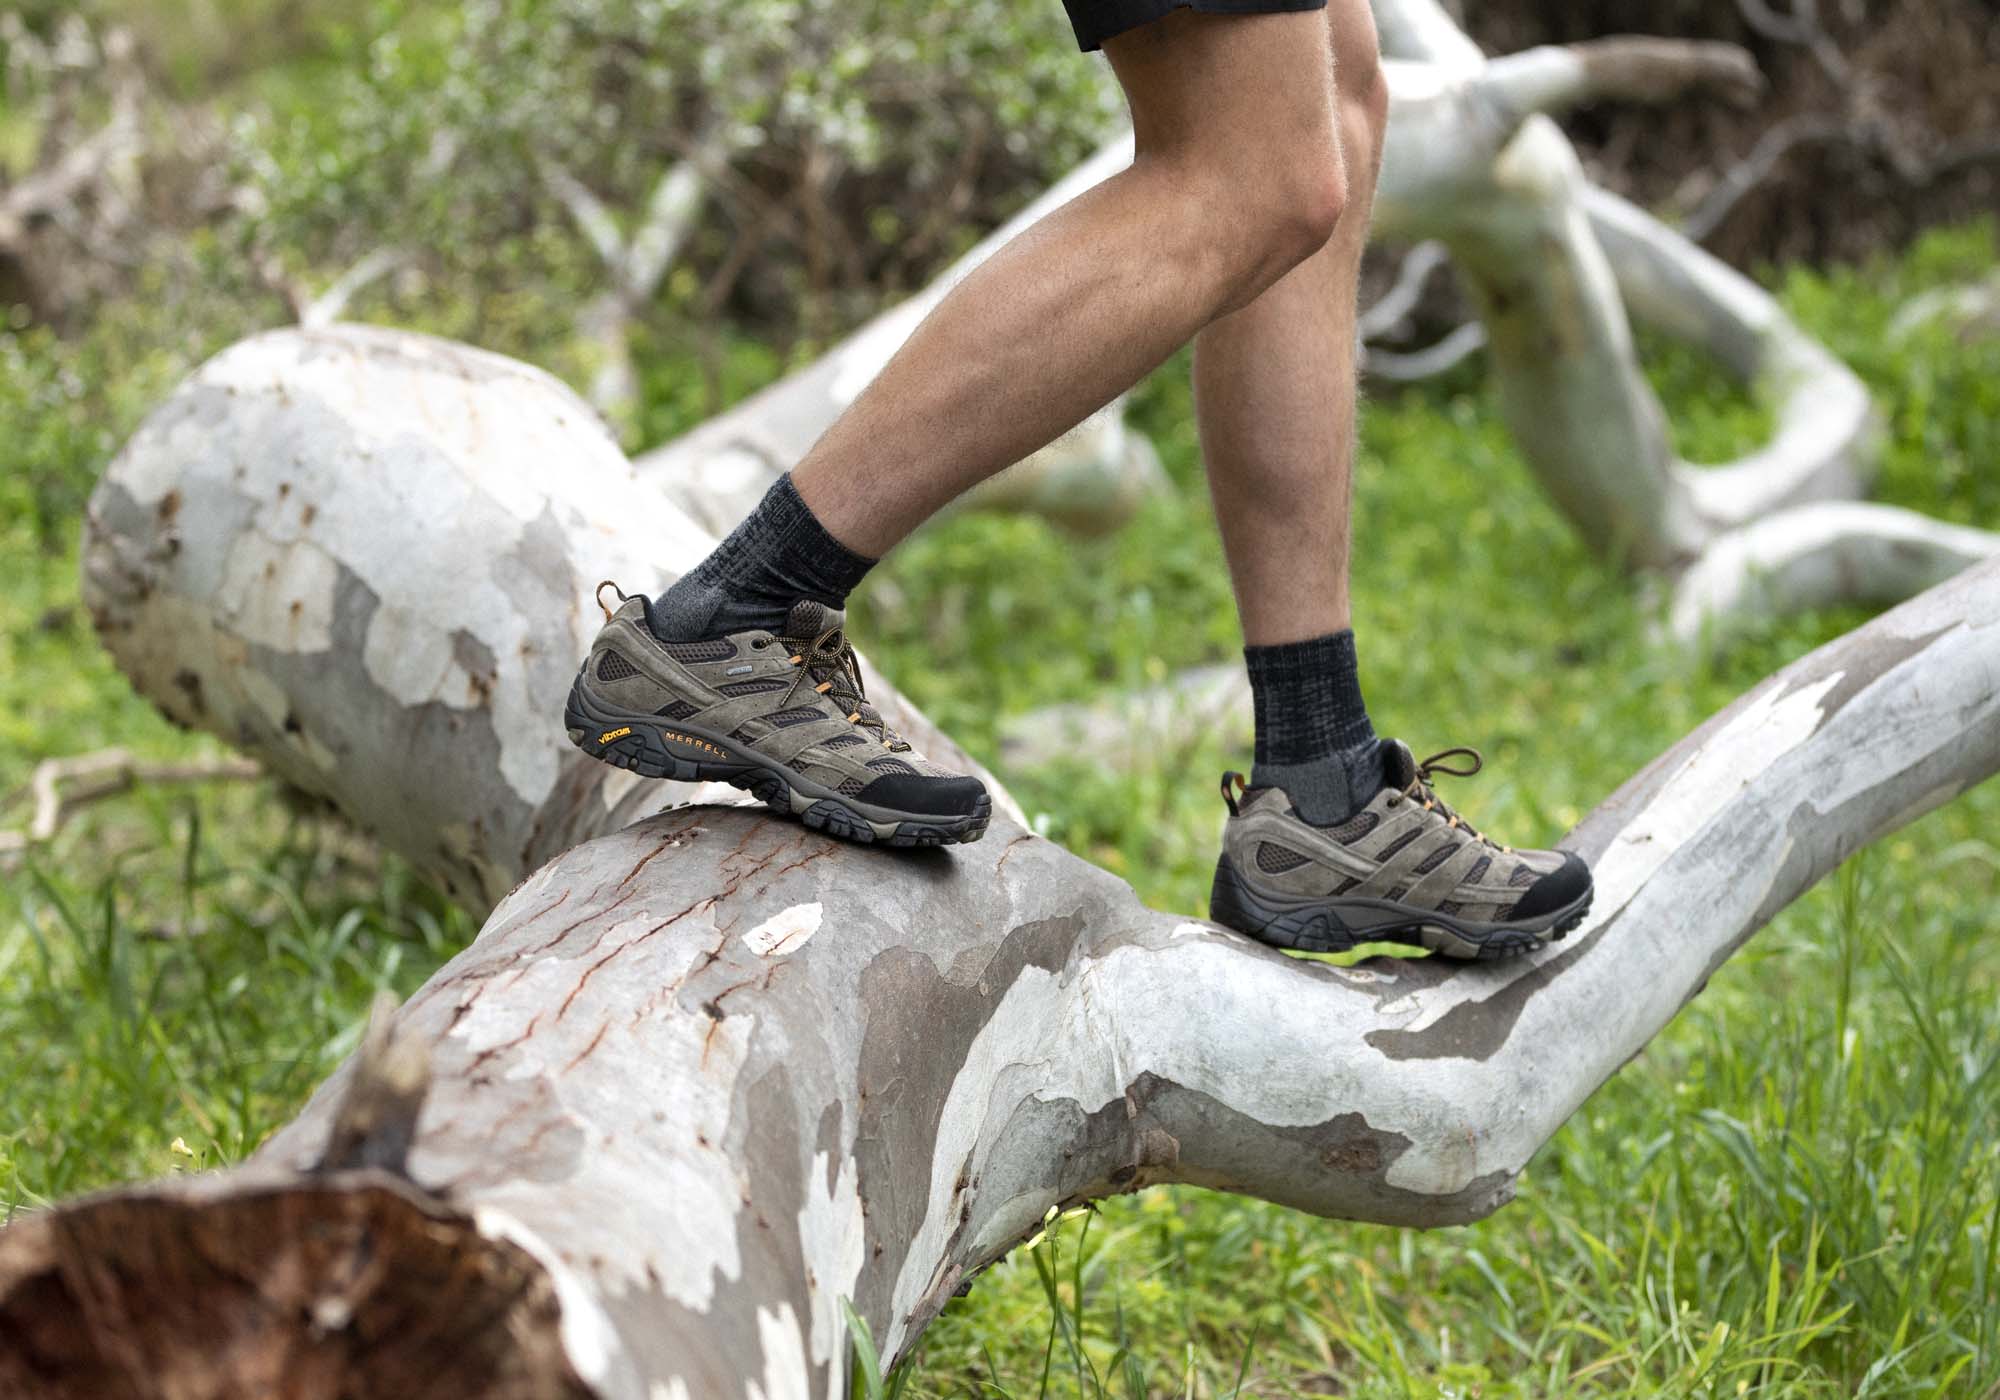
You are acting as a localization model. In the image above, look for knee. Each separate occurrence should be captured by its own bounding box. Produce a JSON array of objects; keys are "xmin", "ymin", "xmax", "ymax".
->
[
  {"xmin": 1220, "ymin": 139, "xmax": 1349, "ymax": 292},
  {"xmin": 1137, "ymin": 138, "xmax": 1343, "ymax": 307},
  {"xmin": 1268, "ymin": 149, "xmax": 1350, "ymax": 265}
]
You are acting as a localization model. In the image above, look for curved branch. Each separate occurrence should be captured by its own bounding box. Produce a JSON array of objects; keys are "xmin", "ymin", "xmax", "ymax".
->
[
  {"xmin": 1679, "ymin": 114, "xmax": 1846, "ymax": 244},
  {"xmin": 1358, "ymin": 240, "xmax": 1449, "ymax": 341},
  {"xmin": 1361, "ymin": 320, "xmax": 1486, "ymax": 381},
  {"xmin": 1479, "ymin": 39, "xmax": 1761, "ymax": 130},
  {"xmin": 1583, "ymin": 186, "xmax": 1880, "ymax": 530},
  {"xmin": 1666, "ymin": 502, "xmax": 2000, "ymax": 645}
]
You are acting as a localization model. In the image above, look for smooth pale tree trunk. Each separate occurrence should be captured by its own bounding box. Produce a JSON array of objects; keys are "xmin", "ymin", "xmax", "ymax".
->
[{"xmin": 3, "ymin": 321, "xmax": 1996, "ymax": 1396}]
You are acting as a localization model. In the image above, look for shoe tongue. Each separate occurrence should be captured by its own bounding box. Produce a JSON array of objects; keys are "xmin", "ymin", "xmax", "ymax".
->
[
  {"xmin": 783, "ymin": 599, "xmax": 842, "ymax": 641},
  {"xmin": 1380, "ymin": 738, "xmax": 1418, "ymax": 791}
]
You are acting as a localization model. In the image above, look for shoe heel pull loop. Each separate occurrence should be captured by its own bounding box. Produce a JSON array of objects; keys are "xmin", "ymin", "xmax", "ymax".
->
[
  {"xmin": 1220, "ymin": 771, "xmax": 1246, "ymax": 818},
  {"xmin": 594, "ymin": 580, "xmax": 629, "ymax": 623}
]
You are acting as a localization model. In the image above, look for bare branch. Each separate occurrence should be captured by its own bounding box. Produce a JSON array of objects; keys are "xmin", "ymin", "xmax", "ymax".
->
[
  {"xmin": 1888, "ymin": 275, "xmax": 2000, "ymax": 344},
  {"xmin": 540, "ymin": 162, "xmax": 626, "ymax": 272},
  {"xmin": 621, "ymin": 157, "xmax": 709, "ymax": 301},
  {"xmin": 1362, "ymin": 321, "xmax": 1487, "ymax": 381},
  {"xmin": 0, "ymin": 749, "xmax": 263, "ymax": 869},
  {"xmin": 1679, "ymin": 114, "xmax": 1844, "ymax": 243},
  {"xmin": 1475, "ymin": 39, "xmax": 1761, "ymax": 136},
  {"xmin": 1666, "ymin": 502, "xmax": 2000, "ymax": 645},
  {"xmin": 1733, "ymin": 0, "xmax": 1852, "ymax": 83},
  {"xmin": 1358, "ymin": 240, "xmax": 1449, "ymax": 342},
  {"xmin": 301, "ymin": 248, "xmax": 410, "ymax": 327}
]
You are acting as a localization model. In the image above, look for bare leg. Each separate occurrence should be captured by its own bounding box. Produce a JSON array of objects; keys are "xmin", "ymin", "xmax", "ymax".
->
[
  {"xmin": 790, "ymin": 7, "xmax": 1345, "ymax": 556},
  {"xmin": 1196, "ymin": 0, "xmax": 1388, "ymax": 645}
]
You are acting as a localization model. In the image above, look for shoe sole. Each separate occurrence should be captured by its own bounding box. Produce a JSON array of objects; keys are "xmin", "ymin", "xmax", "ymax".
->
[
  {"xmin": 1209, "ymin": 853, "xmax": 1592, "ymax": 961},
  {"xmin": 565, "ymin": 671, "xmax": 991, "ymax": 848}
]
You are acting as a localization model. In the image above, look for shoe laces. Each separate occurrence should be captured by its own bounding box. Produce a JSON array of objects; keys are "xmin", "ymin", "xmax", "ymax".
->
[
  {"xmin": 770, "ymin": 622, "xmax": 912, "ymax": 752},
  {"xmin": 1388, "ymin": 746, "xmax": 1510, "ymax": 852}
]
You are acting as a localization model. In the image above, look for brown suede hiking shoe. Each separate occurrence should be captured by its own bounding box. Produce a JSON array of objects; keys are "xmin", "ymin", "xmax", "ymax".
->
[
  {"xmin": 566, "ymin": 585, "xmax": 990, "ymax": 846},
  {"xmin": 1209, "ymin": 740, "xmax": 1592, "ymax": 959}
]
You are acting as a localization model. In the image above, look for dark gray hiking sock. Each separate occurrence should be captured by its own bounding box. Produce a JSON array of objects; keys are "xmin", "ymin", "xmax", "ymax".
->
[
  {"xmin": 647, "ymin": 473, "xmax": 877, "ymax": 641},
  {"xmin": 1245, "ymin": 629, "xmax": 1384, "ymax": 826}
]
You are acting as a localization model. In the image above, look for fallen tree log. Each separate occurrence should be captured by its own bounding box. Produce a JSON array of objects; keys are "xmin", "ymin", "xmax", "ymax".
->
[{"xmin": 6, "ymin": 325, "xmax": 1997, "ymax": 1393}]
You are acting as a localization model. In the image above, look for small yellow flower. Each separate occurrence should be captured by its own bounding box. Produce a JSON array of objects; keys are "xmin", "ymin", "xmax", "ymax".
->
[{"xmin": 169, "ymin": 1137, "xmax": 195, "ymax": 1158}]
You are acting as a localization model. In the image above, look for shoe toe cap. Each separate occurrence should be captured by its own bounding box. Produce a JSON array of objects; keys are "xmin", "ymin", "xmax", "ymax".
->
[
  {"xmin": 1509, "ymin": 851, "xmax": 1592, "ymax": 921},
  {"xmin": 853, "ymin": 771, "xmax": 989, "ymax": 819}
]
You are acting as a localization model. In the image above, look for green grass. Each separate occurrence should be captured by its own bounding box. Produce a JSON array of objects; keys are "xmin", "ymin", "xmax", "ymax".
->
[{"xmin": 4, "ymin": 222, "xmax": 1998, "ymax": 1394}]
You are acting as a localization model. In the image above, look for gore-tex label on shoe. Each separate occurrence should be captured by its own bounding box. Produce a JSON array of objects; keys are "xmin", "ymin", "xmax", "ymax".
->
[{"xmin": 726, "ymin": 664, "xmax": 753, "ymax": 675}]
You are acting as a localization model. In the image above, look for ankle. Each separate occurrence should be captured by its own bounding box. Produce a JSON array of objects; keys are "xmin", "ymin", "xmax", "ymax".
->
[{"xmin": 648, "ymin": 473, "xmax": 875, "ymax": 641}]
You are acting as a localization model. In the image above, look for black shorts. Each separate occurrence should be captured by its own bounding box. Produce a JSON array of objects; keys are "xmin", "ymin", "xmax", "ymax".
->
[{"xmin": 1061, "ymin": 0, "xmax": 1327, "ymax": 52}]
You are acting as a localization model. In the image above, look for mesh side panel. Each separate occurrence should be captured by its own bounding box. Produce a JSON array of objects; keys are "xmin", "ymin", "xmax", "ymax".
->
[
  {"xmin": 867, "ymin": 758, "xmax": 917, "ymax": 776},
  {"xmin": 1254, "ymin": 842, "xmax": 1310, "ymax": 874},
  {"xmin": 1467, "ymin": 855, "xmax": 1492, "ymax": 885},
  {"xmin": 655, "ymin": 700, "xmax": 698, "ymax": 721},
  {"xmin": 661, "ymin": 638, "xmax": 735, "ymax": 663},
  {"xmin": 1326, "ymin": 809, "xmax": 1379, "ymax": 843},
  {"xmin": 718, "ymin": 678, "xmax": 787, "ymax": 697},
  {"xmin": 768, "ymin": 707, "xmax": 825, "ymax": 727},
  {"xmin": 1511, "ymin": 865, "xmax": 1538, "ymax": 888},
  {"xmin": 824, "ymin": 733, "xmax": 868, "ymax": 750},
  {"xmin": 1415, "ymin": 841, "xmax": 1460, "ymax": 875},
  {"xmin": 1438, "ymin": 900, "xmax": 1466, "ymax": 916},
  {"xmin": 837, "ymin": 776, "xmax": 868, "ymax": 796},
  {"xmin": 1385, "ymin": 884, "xmax": 1409, "ymax": 901},
  {"xmin": 1378, "ymin": 828, "xmax": 1420, "ymax": 861},
  {"xmin": 1332, "ymin": 876, "xmax": 1361, "ymax": 894},
  {"xmin": 595, "ymin": 650, "xmax": 639, "ymax": 682}
]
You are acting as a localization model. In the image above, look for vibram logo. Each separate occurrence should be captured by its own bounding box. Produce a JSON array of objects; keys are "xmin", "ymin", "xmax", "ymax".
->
[
  {"xmin": 598, "ymin": 726, "xmax": 633, "ymax": 744},
  {"xmin": 661, "ymin": 729, "xmax": 729, "ymax": 758}
]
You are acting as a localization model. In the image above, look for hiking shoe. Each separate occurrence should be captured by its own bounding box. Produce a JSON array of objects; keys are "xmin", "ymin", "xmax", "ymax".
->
[
  {"xmin": 1209, "ymin": 740, "xmax": 1592, "ymax": 959},
  {"xmin": 565, "ymin": 584, "xmax": 991, "ymax": 847}
]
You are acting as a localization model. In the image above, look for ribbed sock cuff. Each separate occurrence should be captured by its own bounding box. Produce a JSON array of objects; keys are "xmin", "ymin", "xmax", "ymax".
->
[
  {"xmin": 649, "ymin": 474, "xmax": 876, "ymax": 640},
  {"xmin": 701, "ymin": 473, "xmax": 876, "ymax": 605},
  {"xmin": 1245, "ymin": 629, "xmax": 1375, "ymax": 768}
]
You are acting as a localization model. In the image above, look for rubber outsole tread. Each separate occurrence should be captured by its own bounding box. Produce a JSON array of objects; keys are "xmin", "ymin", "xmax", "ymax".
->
[
  {"xmin": 566, "ymin": 673, "xmax": 990, "ymax": 848},
  {"xmin": 1210, "ymin": 853, "xmax": 1592, "ymax": 961}
]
